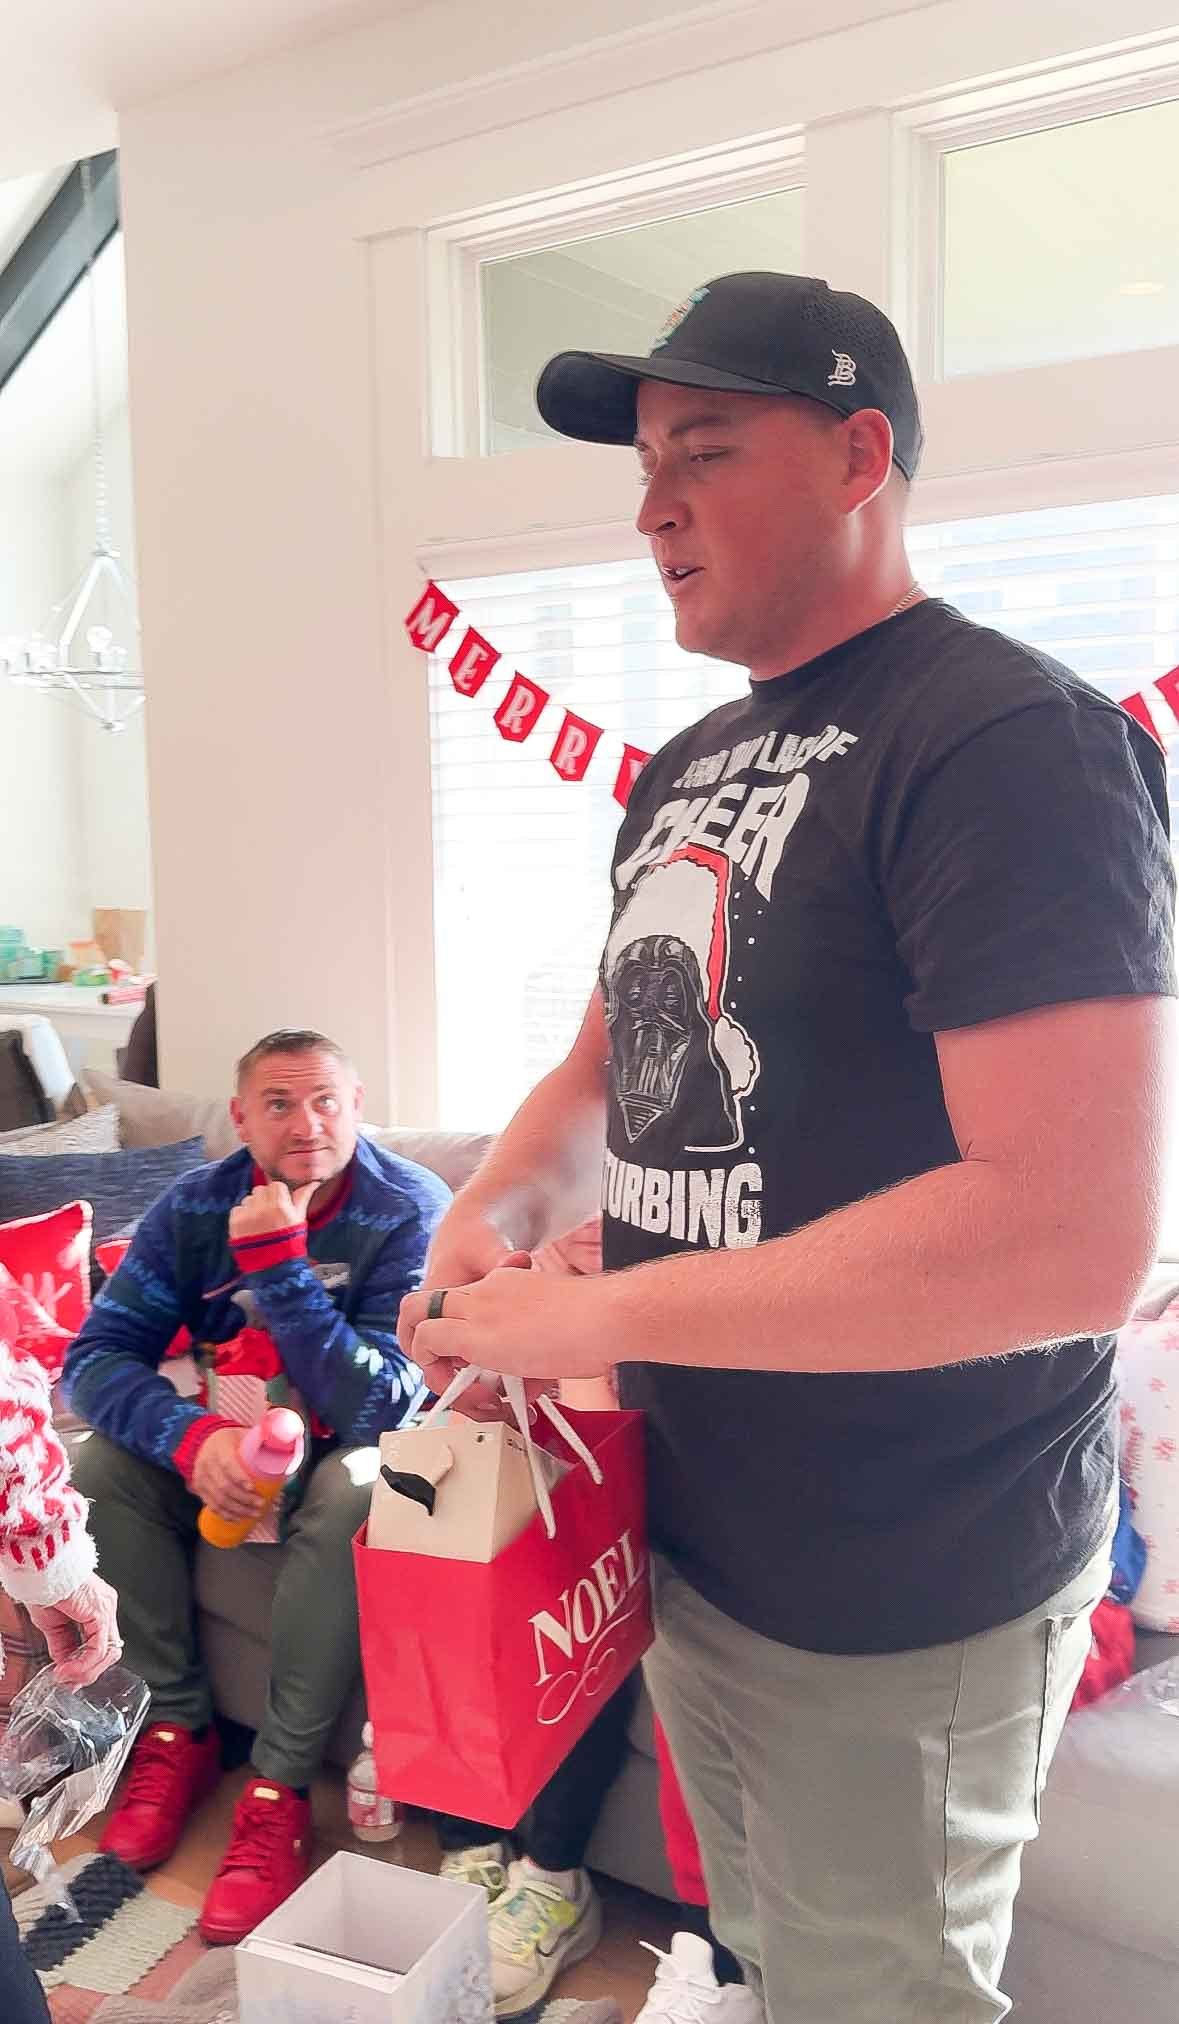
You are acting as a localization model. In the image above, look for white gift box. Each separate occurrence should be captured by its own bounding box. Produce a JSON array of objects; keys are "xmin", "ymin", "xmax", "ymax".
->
[{"xmin": 235, "ymin": 1850, "xmax": 492, "ymax": 2024}]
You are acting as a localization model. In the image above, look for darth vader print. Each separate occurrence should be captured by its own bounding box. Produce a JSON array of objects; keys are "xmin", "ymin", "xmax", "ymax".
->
[{"xmin": 602, "ymin": 847, "xmax": 760, "ymax": 1153}]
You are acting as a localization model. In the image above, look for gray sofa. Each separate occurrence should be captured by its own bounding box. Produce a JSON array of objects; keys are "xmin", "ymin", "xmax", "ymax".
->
[{"xmin": 60, "ymin": 1074, "xmax": 1179, "ymax": 2014}]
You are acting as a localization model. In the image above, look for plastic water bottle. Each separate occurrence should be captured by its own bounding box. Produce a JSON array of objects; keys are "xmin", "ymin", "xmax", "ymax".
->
[
  {"xmin": 196, "ymin": 1407, "xmax": 305, "ymax": 1549},
  {"xmin": 347, "ymin": 1723, "xmax": 403, "ymax": 1843}
]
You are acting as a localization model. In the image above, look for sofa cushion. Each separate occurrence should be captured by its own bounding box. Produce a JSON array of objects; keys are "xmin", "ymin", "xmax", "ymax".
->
[
  {"xmin": 195, "ymin": 1535, "xmax": 285, "ymax": 1638},
  {"xmin": 0, "ymin": 1136, "xmax": 207, "ymax": 1243},
  {"xmin": 84, "ymin": 1069, "xmax": 239, "ymax": 1160},
  {"xmin": 1020, "ymin": 1659, "xmax": 1179, "ymax": 1963},
  {"xmin": 364, "ymin": 1125, "xmax": 492, "ymax": 1195},
  {"xmin": 0, "ymin": 1105, "xmax": 119, "ymax": 1156}
]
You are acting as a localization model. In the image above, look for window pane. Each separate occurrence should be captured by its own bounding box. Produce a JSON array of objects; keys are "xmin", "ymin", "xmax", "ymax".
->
[
  {"xmin": 481, "ymin": 188, "xmax": 803, "ymax": 454},
  {"xmin": 941, "ymin": 99, "xmax": 1179, "ymax": 377}
]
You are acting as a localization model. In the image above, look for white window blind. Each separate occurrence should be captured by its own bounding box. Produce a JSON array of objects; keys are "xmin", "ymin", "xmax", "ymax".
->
[
  {"xmin": 908, "ymin": 495, "xmax": 1179, "ymax": 808},
  {"xmin": 431, "ymin": 497, "xmax": 1179, "ymax": 1130},
  {"xmin": 429, "ymin": 561, "xmax": 743, "ymax": 1129}
]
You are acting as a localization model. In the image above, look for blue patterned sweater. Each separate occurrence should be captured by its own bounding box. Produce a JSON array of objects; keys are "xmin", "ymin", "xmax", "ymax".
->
[{"xmin": 63, "ymin": 1136, "xmax": 450, "ymax": 1477}]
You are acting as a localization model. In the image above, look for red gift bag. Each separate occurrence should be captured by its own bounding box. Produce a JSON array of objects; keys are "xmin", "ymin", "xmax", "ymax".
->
[{"xmin": 354, "ymin": 1405, "xmax": 651, "ymax": 1829}]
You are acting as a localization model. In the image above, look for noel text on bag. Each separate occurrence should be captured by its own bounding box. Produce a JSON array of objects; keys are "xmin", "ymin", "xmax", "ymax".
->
[{"xmin": 529, "ymin": 1527, "xmax": 645, "ymax": 1711}]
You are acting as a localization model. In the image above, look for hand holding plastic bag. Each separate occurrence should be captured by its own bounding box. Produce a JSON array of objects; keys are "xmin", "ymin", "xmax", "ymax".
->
[
  {"xmin": 0, "ymin": 1661, "xmax": 149, "ymax": 1909},
  {"xmin": 28, "ymin": 1573, "xmax": 122, "ymax": 1686}
]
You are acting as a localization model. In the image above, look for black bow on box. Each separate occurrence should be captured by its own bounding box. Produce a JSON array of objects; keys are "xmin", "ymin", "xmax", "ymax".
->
[{"xmin": 380, "ymin": 1465, "xmax": 439, "ymax": 1517}]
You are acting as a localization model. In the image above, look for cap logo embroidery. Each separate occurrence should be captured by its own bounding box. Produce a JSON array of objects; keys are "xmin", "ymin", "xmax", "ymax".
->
[
  {"xmin": 827, "ymin": 351, "xmax": 857, "ymax": 387},
  {"xmin": 652, "ymin": 288, "xmax": 708, "ymax": 350}
]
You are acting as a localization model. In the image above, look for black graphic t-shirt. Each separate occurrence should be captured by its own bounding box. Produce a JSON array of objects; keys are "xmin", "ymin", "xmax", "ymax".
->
[{"xmin": 603, "ymin": 598, "xmax": 1176, "ymax": 1654}]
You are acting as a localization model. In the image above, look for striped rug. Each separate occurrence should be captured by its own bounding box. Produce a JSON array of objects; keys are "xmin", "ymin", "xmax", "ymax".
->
[{"xmin": 14, "ymin": 1852, "xmax": 198, "ymax": 2021}]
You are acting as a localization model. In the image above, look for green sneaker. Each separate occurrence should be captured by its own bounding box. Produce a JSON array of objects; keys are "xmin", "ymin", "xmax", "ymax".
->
[
  {"xmin": 489, "ymin": 1860, "xmax": 603, "ymax": 2017},
  {"xmin": 439, "ymin": 1839, "xmax": 511, "ymax": 1901}
]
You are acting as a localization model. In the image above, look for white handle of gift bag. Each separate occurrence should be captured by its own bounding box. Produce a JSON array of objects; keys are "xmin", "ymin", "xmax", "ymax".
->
[{"xmin": 422, "ymin": 1367, "xmax": 603, "ymax": 1539}]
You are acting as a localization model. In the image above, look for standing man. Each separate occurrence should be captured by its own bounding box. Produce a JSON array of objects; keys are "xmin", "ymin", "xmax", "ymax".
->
[
  {"xmin": 400, "ymin": 274, "xmax": 1176, "ymax": 2021},
  {"xmin": 66, "ymin": 1029, "xmax": 448, "ymax": 1944}
]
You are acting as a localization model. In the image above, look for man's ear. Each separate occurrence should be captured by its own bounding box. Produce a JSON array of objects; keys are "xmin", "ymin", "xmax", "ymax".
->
[
  {"xmin": 842, "ymin": 409, "xmax": 893, "ymax": 510},
  {"xmin": 353, "ymin": 1081, "xmax": 366, "ymax": 1123},
  {"xmin": 229, "ymin": 1095, "xmax": 248, "ymax": 1145}
]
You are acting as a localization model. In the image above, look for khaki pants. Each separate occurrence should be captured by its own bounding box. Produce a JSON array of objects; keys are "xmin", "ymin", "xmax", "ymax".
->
[
  {"xmin": 72, "ymin": 1432, "xmax": 374, "ymax": 1789},
  {"xmin": 645, "ymin": 1542, "xmax": 1110, "ymax": 2023}
]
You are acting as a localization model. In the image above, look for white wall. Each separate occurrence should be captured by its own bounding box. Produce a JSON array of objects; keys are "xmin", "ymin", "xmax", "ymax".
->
[
  {"xmin": 0, "ymin": 388, "xmax": 151, "ymax": 963},
  {"xmin": 0, "ymin": 462, "xmax": 90, "ymax": 948},
  {"xmin": 112, "ymin": 0, "xmax": 1179, "ymax": 1105},
  {"xmin": 61, "ymin": 401, "xmax": 154, "ymax": 954}
]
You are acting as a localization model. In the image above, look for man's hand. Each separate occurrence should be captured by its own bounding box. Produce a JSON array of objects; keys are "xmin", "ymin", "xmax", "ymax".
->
[
  {"xmin": 189, "ymin": 1426, "xmax": 264, "ymax": 1524},
  {"xmin": 412, "ymin": 1206, "xmax": 530, "ymax": 1417},
  {"xmin": 422, "ymin": 1204, "xmax": 520, "ymax": 1298},
  {"xmin": 28, "ymin": 1574, "xmax": 123, "ymax": 1688},
  {"xmin": 228, "ymin": 1180, "xmax": 317, "ymax": 1245},
  {"xmin": 400, "ymin": 1262, "xmax": 613, "ymax": 1393}
]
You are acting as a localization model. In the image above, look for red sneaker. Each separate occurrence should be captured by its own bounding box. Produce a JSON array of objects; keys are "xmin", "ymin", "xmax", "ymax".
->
[
  {"xmin": 199, "ymin": 1777, "xmax": 312, "ymax": 1945},
  {"xmin": 99, "ymin": 1722, "xmax": 221, "ymax": 1870}
]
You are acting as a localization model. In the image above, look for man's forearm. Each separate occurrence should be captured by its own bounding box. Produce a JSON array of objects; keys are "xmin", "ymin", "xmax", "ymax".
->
[
  {"xmin": 600, "ymin": 1155, "xmax": 1151, "ymax": 1375},
  {"xmin": 460, "ymin": 1058, "xmax": 606, "ymax": 1251}
]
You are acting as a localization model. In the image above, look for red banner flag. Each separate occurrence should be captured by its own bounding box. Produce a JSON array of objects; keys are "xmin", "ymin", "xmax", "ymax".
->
[
  {"xmin": 494, "ymin": 673, "xmax": 550, "ymax": 743},
  {"xmin": 404, "ymin": 581, "xmax": 459, "ymax": 653},
  {"xmin": 1120, "ymin": 690, "xmax": 1164, "ymax": 746},
  {"xmin": 550, "ymin": 710, "xmax": 604, "ymax": 782},
  {"xmin": 449, "ymin": 627, "xmax": 500, "ymax": 697},
  {"xmin": 613, "ymin": 743, "xmax": 652, "ymax": 809},
  {"xmin": 1153, "ymin": 664, "xmax": 1179, "ymax": 720}
]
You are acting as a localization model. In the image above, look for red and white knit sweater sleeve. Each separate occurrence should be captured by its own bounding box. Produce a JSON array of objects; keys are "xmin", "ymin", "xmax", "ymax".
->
[{"xmin": 0, "ymin": 1335, "xmax": 97, "ymax": 1607}]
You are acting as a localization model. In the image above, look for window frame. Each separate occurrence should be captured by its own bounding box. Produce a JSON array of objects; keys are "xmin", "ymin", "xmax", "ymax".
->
[
  {"xmin": 425, "ymin": 131, "xmax": 804, "ymax": 459},
  {"xmin": 902, "ymin": 56, "xmax": 1179, "ymax": 384}
]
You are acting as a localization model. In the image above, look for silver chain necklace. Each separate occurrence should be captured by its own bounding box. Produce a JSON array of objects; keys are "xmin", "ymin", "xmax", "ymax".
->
[{"xmin": 887, "ymin": 584, "xmax": 924, "ymax": 620}]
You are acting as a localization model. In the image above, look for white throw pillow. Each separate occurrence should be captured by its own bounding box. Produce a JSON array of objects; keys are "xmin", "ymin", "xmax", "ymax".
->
[
  {"xmin": 1118, "ymin": 1298, "xmax": 1179, "ymax": 1632},
  {"xmin": 0, "ymin": 1104, "xmax": 120, "ymax": 1156}
]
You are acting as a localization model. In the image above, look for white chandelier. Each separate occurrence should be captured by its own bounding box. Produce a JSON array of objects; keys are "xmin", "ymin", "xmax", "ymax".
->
[{"xmin": 1, "ymin": 159, "xmax": 143, "ymax": 734}]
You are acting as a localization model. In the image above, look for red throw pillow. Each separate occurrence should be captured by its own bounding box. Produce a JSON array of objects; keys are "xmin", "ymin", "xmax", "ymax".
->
[
  {"xmin": 1070, "ymin": 1596, "xmax": 1137, "ymax": 1711},
  {"xmin": 95, "ymin": 1236, "xmax": 132, "ymax": 1279},
  {"xmin": 0, "ymin": 1201, "xmax": 92, "ymax": 1336},
  {"xmin": 0, "ymin": 1262, "xmax": 74, "ymax": 1381}
]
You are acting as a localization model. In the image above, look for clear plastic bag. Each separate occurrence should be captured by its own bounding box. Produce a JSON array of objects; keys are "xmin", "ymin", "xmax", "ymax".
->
[
  {"xmin": 1119, "ymin": 1654, "xmax": 1179, "ymax": 1718},
  {"xmin": 0, "ymin": 1661, "xmax": 149, "ymax": 1911}
]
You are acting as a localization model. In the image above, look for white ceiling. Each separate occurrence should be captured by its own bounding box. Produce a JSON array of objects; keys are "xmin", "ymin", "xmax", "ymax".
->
[{"xmin": 0, "ymin": 0, "xmax": 410, "ymax": 181}]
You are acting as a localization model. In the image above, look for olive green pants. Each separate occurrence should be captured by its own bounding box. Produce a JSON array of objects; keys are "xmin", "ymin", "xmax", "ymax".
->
[{"xmin": 72, "ymin": 1432, "xmax": 374, "ymax": 1789}]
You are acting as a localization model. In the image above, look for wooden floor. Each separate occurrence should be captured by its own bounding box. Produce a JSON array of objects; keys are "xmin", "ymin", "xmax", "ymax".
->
[{"xmin": 9, "ymin": 1766, "xmax": 676, "ymax": 2021}]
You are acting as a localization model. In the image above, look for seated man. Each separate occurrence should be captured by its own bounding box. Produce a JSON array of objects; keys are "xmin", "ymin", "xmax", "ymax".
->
[{"xmin": 65, "ymin": 1028, "xmax": 449, "ymax": 1943}]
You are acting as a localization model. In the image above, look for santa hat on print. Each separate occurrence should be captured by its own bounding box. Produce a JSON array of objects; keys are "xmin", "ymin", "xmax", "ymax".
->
[{"xmin": 603, "ymin": 848, "xmax": 760, "ymax": 1150}]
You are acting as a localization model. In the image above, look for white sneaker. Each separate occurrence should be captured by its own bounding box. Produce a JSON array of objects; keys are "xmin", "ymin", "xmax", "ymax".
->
[
  {"xmin": 634, "ymin": 1933, "xmax": 764, "ymax": 2024},
  {"xmin": 488, "ymin": 1859, "xmax": 603, "ymax": 2017},
  {"xmin": 439, "ymin": 1839, "xmax": 511, "ymax": 1902}
]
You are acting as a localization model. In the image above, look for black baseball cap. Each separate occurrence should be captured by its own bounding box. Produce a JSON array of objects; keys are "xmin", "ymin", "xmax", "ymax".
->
[{"xmin": 535, "ymin": 271, "xmax": 924, "ymax": 480}]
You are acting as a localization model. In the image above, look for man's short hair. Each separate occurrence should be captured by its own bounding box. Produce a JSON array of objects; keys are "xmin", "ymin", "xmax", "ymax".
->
[{"xmin": 235, "ymin": 1029, "xmax": 353, "ymax": 1092}]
